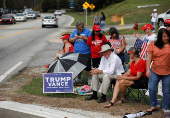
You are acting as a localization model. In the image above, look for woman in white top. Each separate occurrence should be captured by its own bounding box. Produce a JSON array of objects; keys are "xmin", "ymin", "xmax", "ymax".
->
[
  {"xmin": 134, "ymin": 24, "xmax": 157, "ymax": 60},
  {"xmin": 151, "ymin": 9, "xmax": 157, "ymax": 32}
]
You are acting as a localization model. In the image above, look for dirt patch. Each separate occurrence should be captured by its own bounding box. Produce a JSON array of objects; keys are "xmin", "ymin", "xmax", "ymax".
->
[
  {"xmin": 0, "ymin": 66, "xmax": 164, "ymax": 118},
  {"xmin": 111, "ymin": 14, "xmax": 121, "ymax": 22}
]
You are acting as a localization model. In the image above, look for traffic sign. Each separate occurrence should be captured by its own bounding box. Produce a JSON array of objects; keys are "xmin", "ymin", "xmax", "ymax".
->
[
  {"xmin": 89, "ymin": 4, "xmax": 95, "ymax": 10},
  {"xmin": 82, "ymin": 1, "xmax": 90, "ymax": 9},
  {"xmin": 69, "ymin": 1, "xmax": 75, "ymax": 8}
]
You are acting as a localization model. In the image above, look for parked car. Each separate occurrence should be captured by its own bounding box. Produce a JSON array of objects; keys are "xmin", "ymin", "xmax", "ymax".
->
[
  {"xmin": 42, "ymin": 15, "xmax": 58, "ymax": 28},
  {"xmin": 14, "ymin": 13, "xmax": 27, "ymax": 22},
  {"xmin": 60, "ymin": 10, "xmax": 66, "ymax": 14},
  {"xmin": 26, "ymin": 11, "xmax": 36, "ymax": 19},
  {"xmin": 35, "ymin": 11, "xmax": 41, "ymax": 17},
  {"xmin": 157, "ymin": 9, "xmax": 170, "ymax": 26},
  {"xmin": 12, "ymin": 10, "xmax": 18, "ymax": 14},
  {"xmin": 18, "ymin": 9, "xmax": 24, "ymax": 13},
  {"xmin": 54, "ymin": 10, "xmax": 62, "ymax": 16},
  {"xmin": 0, "ymin": 15, "xmax": 16, "ymax": 24}
]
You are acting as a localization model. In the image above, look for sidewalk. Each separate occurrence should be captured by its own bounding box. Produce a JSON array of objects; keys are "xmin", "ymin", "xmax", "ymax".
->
[{"xmin": 62, "ymin": 23, "xmax": 145, "ymax": 32}]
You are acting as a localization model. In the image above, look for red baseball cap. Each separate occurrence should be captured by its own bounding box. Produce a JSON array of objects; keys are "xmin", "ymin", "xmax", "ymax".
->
[
  {"xmin": 60, "ymin": 34, "xmax": 70, "ymax": 40},
  {"xmin": 93, "ymin": 25, "xmax": 101, "ymax": 31},
  {"xmin": 141, "ymin": 24, "xmax": 153, "ymax": 30},
  {"xmin": 164, "ymin": 19, "xmax": 170, "ymax": 25}
]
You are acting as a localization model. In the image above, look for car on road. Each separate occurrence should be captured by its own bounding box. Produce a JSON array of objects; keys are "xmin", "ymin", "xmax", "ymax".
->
[
  {"xmin": 0, "ymin": 15, "xmax": 16, "ymax": 24},
  {"xmin": 35, "ymin": 11, "xmax": 41, "ymax": 17},
  {"xmin": 14, "ymin": 13, "xmax": 27, "ymax": 22},
  {"xmin": 42, "ymin": 15, "xmax": 58, "ymax": 28},
  {"xmin": 60, "ymin": 10, "xmax": 66, "ymax": 14},
  {"xmin": 54, "ymin": 10, "xmax": 62, "ymax": 16},
  {"xmin": 26, "ymin": 11, "xmax": 36, "ymax": 19},
  {"xmin": 157, "ymin": 9, "xmax": 170, "ymax": 26},
  {"xmin": 12, "ymin": 10, "xmax": 18, "ymax": 14}
]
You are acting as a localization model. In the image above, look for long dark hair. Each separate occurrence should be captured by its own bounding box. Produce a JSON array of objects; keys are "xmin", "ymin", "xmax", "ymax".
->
[
  {"xmin": 155, "ymin": 28, "xmax": 170, "ymax": 49},
  {"xmin": 101, "ymin": 12, "xmax": 105, "ymax": 21},
  {"xmin": 109, "ymin": 27, "xmax": 119, "ymax": 39},
  {"xmin": 92, "ymin": 30, "xmax": 103, "ymax": 41}
]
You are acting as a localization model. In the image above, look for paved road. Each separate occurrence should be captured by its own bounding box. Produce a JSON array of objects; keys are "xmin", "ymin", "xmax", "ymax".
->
[{"xmin": 0, "ymin": 13, "xmax": 74, "ymax": 85}]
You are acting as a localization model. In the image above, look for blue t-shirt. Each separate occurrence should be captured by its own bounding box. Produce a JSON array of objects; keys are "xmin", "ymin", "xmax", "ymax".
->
[{"xmin": 70, "ymin": 28, "xmax": 91, "ymax": 54}]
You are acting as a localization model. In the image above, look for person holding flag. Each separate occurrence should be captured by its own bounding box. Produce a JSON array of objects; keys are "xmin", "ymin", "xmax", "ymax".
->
[{"xmin": 134, "ymin": 24, "xmax": 157, "ymax": 60}]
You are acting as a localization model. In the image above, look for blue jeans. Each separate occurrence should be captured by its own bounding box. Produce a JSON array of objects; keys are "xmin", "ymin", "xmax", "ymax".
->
[
  {"xmin": 117, "ymin": 52, "xmax": 125, "ymax": 65},
  {"xmin": 148, "ymin": 69, "xmax": 170, "ymax": 109},
  {"xmin": 151, "ymin": 22, "xmax": 156, "ymax": 31},
  {"xmin": 100, "ymin": 21, "xmax": 106, "ymax": 33}
]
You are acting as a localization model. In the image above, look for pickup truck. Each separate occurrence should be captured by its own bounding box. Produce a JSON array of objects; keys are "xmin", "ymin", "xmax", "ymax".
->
[{"xmin": 157, "ymin": 9, "xmax": 170, "ymax": 27}]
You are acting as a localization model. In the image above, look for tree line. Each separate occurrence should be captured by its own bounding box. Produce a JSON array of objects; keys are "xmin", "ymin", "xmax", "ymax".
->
[{"xmin": 0, "ymin": 0, "xmax": 124, "ymax": 12}]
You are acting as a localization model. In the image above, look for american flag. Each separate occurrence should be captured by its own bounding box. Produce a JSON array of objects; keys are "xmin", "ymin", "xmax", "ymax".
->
[{"xmin": 134, "ymin": 38, "xmax": 149, "ymax": 60}]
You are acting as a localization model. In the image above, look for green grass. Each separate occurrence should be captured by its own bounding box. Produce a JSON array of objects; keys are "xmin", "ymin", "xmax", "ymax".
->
[
  {"xmin": 63, "ymin": 23, "xmax": 159, "ymax": 35},
  {"xmin": 67, "ymin": 0, "xmax": 170, "ymax": 26}
]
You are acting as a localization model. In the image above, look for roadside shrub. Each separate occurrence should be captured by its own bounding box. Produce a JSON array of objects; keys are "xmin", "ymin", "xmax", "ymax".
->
[{"xmin": 47, "ymin": 9, "xmax": 55, "ymax": 13}]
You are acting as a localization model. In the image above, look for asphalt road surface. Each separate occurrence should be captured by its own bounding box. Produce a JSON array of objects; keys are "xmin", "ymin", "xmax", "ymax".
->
[{"xmin": 0, "ymin": 13, "xmax": 74, "ymax": 85}]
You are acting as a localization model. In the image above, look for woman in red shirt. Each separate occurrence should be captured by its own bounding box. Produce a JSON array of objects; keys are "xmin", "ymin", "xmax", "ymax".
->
[
  {"xmin": 45, "ymin": 34, "xmax": 74, "ymax": 68},
  {"xmin": 104, "ymin": 47, "xmax": 148, "ymax": 108},
  {"xmin": 87, "ymin": 25, "xmax": 107, "ymax": 68}
]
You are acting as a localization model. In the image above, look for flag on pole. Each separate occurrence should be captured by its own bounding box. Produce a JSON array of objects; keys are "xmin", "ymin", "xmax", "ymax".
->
[
  {"xmin": 134, "ymin": 38, "xmax": 143, "ymax": 48},
  {"xmin": 140, "ymin": 39, "xmax": 148, "ymax": 60},
  {"xmin": 134, "ymin": 38, "xmax": 149, "ymax": 60}
]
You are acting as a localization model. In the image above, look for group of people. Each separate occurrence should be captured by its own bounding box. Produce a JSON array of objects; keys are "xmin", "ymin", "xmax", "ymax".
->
[{"xmin": 47, "ymin": 12, "xmax": 170, "ymax": 112}]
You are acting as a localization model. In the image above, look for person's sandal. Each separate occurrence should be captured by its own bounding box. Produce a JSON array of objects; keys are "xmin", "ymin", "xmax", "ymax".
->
[
  {"xmin": 116, "ymin": 98, "xmax": 127, "ymax": 104},
  {"xmin": 146, "ymin": 107, "xmax": 159, "ymax": 112},
  {"xmin": 104, "ymin": 102, "xmax": 116, "ymax": 108}
]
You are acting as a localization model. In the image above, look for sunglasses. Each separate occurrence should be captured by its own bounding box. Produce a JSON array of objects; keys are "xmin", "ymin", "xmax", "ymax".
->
[
  {"xmin": 62, "ymin": 39, "xmax": 67, "ymax": 41},
  {"xmin": 94, "ymin": 30, "xmax": 100, "ymax": 32},
  {"xmin": 165, "ymin": 25, "xmax": 170, "ymax": 27},
  {"xmin": 77, "ymin": 27, "xmax": 83, "ymax": 30}
]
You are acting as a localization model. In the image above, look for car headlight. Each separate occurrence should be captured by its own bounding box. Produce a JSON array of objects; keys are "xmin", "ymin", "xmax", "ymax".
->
[
  {"xmin": 10, "ymin": 19, "xmax": 12, "ymax": 21},
  {"xmin": 22, "ymin": 17, "xmax": 24, "ymax": 19},
  {"xmin": 0, "ymin": 19, "xmax": 1, "ymax": 21}
]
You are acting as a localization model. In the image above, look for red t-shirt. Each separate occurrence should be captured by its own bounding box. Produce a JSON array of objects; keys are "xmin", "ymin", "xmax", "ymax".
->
[
  {"xmin": 87, "ymin": 35, "xmax": 107, "ymax": 58},
  {"xmin": 129, "ymin": 59, "xmax": 146, "ymax": 77},
  {"xmin": 63, "ymin": 42, "xmax": 74, "ymax": 53}
]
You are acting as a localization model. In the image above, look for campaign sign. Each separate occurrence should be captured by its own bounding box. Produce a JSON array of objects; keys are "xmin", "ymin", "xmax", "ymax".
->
[{"xmin": 43, "ymin": 73, "xmax": 73, "ymax": 93}]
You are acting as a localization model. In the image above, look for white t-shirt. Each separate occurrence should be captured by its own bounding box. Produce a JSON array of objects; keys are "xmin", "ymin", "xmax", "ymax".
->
[{"xmin": 151, "ymin": 13, "xmax": 157, "ymax": 22}]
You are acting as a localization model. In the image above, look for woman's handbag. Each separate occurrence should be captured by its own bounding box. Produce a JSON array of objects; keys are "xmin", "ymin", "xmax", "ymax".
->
[{"xmin": 124, "ymin": 49, "xmax": 130, "ymax": 64}]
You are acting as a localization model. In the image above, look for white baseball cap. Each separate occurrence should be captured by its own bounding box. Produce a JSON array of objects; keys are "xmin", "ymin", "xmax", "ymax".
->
[{"xmin": 153, "ymin": 9, "xmax": 157, "ymax": 12}]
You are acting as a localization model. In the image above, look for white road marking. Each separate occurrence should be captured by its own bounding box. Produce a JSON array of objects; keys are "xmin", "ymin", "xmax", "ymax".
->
[
  {"xmin": 0, "ymin": 62, "xmax": 23, "ymax": 82},
  {"xmin": 0, "ymin": 101, "xmax": 90, "ymax": 118}
]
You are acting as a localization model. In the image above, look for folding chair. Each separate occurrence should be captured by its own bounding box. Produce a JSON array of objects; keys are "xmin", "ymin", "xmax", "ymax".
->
[{"xmin": 126, "ymin": 81, "xmax": 149, "ymax": 105}]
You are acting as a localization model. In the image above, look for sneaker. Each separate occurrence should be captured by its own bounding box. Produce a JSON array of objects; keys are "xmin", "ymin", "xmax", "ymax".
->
[
  {"xmin": 45, "ymin": 64, "xmax": 50, "ymax": 68},
  {"xmin": 88, "ymin": 79, "xmax": 92, "ymax": 86},
  {"xmin": 73, "ymin": 77, "xmax": 82, "ymax": 85}
]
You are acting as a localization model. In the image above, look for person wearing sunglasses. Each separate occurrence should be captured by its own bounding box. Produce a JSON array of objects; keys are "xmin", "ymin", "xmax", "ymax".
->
[
  {"xmin": 164, "ymin": 19, "xmax": 170, "ymax": 33},
  {"xmin": 87, "ymin": 25, "xmax": 107, "ymax": 69},
  {"xmin": 45, "ymin": 34, "xmax": 74, "ymax": 68},
  {"xmin": 69, "ymin": 20, "xmax": 92, "ymax": 85},
  {"xmin": 108, "ymin": 27, "xmax": 126, "ymax": 65},
  {"xmin": 134, "ymin": 24, "xmax": 157, "ymax": 61},
  {"xmin": 104, "ymin": 47, "xmax": 148, "ymax": 108}
]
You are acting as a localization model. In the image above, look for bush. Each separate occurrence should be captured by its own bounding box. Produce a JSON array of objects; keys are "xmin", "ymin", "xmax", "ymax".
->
[{"xmin": 47, "ymin": 9, "xmax": 55, "ymax": 13}]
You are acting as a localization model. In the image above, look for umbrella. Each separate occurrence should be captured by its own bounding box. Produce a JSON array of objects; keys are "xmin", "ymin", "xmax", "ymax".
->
[
  {"xmin": 123, "ymin": 111, "xmax": 146, "ymax": 118},
  {"xmin": 47, "ymin": 52, "xmax": 88, "ymax": 79}
]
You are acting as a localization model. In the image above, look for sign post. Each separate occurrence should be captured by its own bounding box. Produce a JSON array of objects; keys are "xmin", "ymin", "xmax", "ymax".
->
[
  {"xmin": 82, "ymin": 1, "xmax": 90, "ymax": 25},
  {"xmin": 89, "ymin": 4, "xmax": 95, "ymax": 24},
  {"xmin": 69, "ymin": 1, "xmax": 75, "ymax": 14}
]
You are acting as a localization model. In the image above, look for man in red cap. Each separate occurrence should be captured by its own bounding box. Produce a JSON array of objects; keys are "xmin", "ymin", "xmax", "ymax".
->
[{"xmin": 164, "ymin": 19, "xmax": 170, "ymax": 33}]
